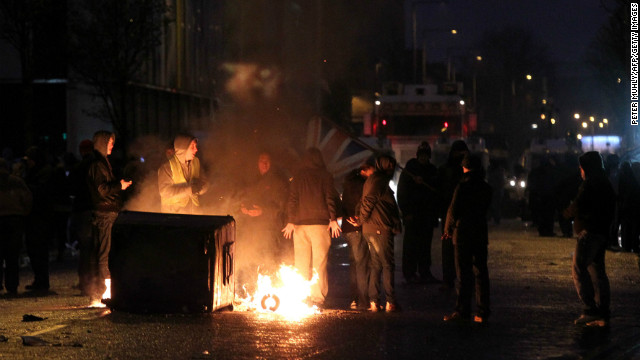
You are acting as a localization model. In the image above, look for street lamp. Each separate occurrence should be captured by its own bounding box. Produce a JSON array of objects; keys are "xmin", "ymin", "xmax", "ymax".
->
[{"xmin": 459, "ymin": 99, "xmax": 465, "ymax": 137}]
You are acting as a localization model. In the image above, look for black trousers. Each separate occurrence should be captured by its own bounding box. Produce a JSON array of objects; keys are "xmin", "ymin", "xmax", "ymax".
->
[
  {"xmin": 365, "ymin": 232, "xmax": 395, "ymax": 305},
  {"xmin": 25, "ymin": 214, "xmax": 50, "ymax": 289},
  {"xmin": 0, "ymin": 216, "xmax": 24, "ymax": 292},
  {"xmin": 344, "ymin": 231, "xmax": 370, "ymax": 307},
  {"xmin": 454, "ymin": 241, "xmax": 491, "ymax": 317},
  {"xmin": 90, "ymin": 211, "xmax": 118, "ymax": 299},
  {"xmin": 572, "ymin": 231, "xmax": 610, "ymax": 318},
  {"xmin": 402, "ymin": 216, "xmax": 435, "ymax": 280}
]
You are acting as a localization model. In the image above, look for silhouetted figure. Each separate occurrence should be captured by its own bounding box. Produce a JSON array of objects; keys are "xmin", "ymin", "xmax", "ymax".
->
[
  {"xmin": 0, "ymin": 158, "xmax": 32, "ymax": 295},
  {"xmin": 563, "ymin": 151, "xmax": 615, "ymax": 327},
  {"xmin": 605, "ymin": 154, "xmax": 621, "ymax": 248},
  {"xmin": 555, "ymin": 155, "xmax": 582, "ymax": 238},
  {"xmin": 23, "ymin": 146, "xmax": 54, "ymax": 291},
  {"xmin": 397, "ymin": 142, "xmax": 439, "ymax": 284},
  {"xmin": 528, "ymin": 156, "xmax": 561, "ymax": 236},
  {"xmin": 618, "ymin": 161, "xmax": 640, "ymax": 253},
  {"xmin": 50, "ymin": 152, "xmax": 76, "ymax": 261},
  {"xmin": 341, "ymin": 161, "xmax": 374, "ymax": 309},
  {"xmin": 437, "ymin": 140, "xmax": 469, "ymax": 290},
  {"xmin": 442, "ymin": 154, "xmax": 492, "ymax": 323}
]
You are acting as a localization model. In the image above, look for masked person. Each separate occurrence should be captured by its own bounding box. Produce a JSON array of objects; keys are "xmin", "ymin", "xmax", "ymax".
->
[
  {"xmin": 158, "ymin": 134, "xmax": 209, "ymax": 214},
  {"xmin": 442, "ymin": 154, "xmax": 492, "ymax": 323},
  {"xmin": 86, "ymin": 131, "xmax": 132, "ymax": 304},
  {"xmin": 282, "ymin": 148, "xmax": 341, "ymax": 308},
  {"xmin": 563, "ymin": 151, "xmax": 616, "ymax": 327}
]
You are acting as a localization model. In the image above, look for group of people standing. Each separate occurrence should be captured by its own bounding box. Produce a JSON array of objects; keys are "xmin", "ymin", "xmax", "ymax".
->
[{"xmin": 1, "ymin": 129, "xmax": 632, "ymax": 329}]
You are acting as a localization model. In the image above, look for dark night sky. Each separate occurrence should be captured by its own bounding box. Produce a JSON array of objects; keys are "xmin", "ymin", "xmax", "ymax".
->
[{"xmin": 411, "ymin": 0, "xmax": 611, "ymax": 66}]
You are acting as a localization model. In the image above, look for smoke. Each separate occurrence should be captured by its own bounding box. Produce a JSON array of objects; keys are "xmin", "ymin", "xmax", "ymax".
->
[{"xmin": 121, "ymin": 62, "xmax": 314, "ymax": 291}]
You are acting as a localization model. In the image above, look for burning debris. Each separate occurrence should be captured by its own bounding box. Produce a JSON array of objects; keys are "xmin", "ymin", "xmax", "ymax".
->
[
  {"xmin": 89, "ymin": 279, "xmax": 111, "ymax": 308},
  {"xmin": 235, "ymin": 265, "xmax": 320, "ymax": 320}
]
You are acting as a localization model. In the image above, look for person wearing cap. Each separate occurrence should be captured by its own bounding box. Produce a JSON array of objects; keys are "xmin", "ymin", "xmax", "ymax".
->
[
  {"xmin": 158, "ymin": 133, "xmax": 209, "ymax": 214},
  {"xmin": 86, "ymin": 130, "xmax": 132, "ymax": 303},
  {"xmin": 442, "ymin": 153, "xmax": 492, "ymax": 323},
  {"xmin": 349, "ymin": 154, "xmax": 402, "ymax": 312},
  {"xmin": 563, "ymin": 151, "xmax": 616, "ymax": 327},
  {"xmin": 397, "ymin": 141, "xmax": 440, "ymax": 284}
]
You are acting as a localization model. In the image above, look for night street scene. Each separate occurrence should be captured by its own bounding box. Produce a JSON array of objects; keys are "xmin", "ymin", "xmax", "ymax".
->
[{"xmin": 1, "ymin": 1, "xmax": 639, "ymax": 359}]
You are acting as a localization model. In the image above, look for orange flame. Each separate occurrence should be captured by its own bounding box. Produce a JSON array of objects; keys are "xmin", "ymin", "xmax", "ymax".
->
[
  {"xmin": 89, "ymin": 279, "xmax": 111, "ymax": 308},
  {"xmin": 235, "ymin": 265, "xmax": 320, "ymax": 320}
]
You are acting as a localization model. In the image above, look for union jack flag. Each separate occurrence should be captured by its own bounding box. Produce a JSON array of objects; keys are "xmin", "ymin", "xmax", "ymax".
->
[{"xmin": 305, "ymin": 117, "xmax": 382, "ymax": 186}]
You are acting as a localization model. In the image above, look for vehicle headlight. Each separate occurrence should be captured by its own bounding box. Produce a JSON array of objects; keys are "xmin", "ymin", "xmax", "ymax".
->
[
  {"xmin": 519, "ymin": 180, "xmax": 526, "ymax": 188},
  {"xmin": 509, "ymin": 180, "xmax": 516, "ymax": 187}
]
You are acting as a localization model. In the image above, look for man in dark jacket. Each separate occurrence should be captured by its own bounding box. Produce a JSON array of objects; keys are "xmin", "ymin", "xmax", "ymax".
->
[
  {"xmin": 86, "ymin": 131, "xmax": 132, "ymax": 304},
  {"xmin": 397, "ymin": 141, "xmax": 439, "ymax": 284},
  {"xmin": 238, "ymin": 151, "xmax": 289, "ymax": 280},
  {"xmin": 563, "ymin": 151, "xmax": 616, "ymax": 327},
  {"xmin": 341, "ymin": 161, "xmax": 374, "ymax": 309},
  {"xmin": 349, "ymin": 155, "xmax": 402, "ymax": 312},
  {"xmin": 443, "ymin": 154, "xmax": 492, "ymax": 323},
  {"xmin": 282, "ymin": 148, "xmax": 341, "ymax": 307}
]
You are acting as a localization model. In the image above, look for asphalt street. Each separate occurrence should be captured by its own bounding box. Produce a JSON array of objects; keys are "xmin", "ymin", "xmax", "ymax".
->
[{"xmin": 1, "ymin": 219, "xmax": 639, "ymax": 360}]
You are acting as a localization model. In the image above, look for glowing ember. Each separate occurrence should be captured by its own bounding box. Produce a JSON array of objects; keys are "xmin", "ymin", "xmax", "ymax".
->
[
  {"xmin": 235, "ymin": 265, "xmax": 320, "ymax": 320},
  {"xmin": 89, "ymin": 279, "xmax": 111, "ymax": 308}
]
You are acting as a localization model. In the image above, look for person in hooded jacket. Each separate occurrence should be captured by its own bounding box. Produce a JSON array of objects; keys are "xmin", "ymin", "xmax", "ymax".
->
[
  {"xmin": 0, "ymin": 158, "xmax": 32, "ymax": 295},
  {"xmin": 282, "ymin": 147, "xmax": 341, "ymax": 307},
  {"xmin": 158, "ymin": 134, "xmax": 209, "ymax": 214},
  {"xmin": 349, "ymin": 154, "xmax": 402, "ymax": 312},
  {"xmin": 86, "ymin": 131, "xmax": 132, "ymax": 303},
  {"xmin": 437, "ymin": 140, "xmax": 470, "ymax": 290},
  {"xmin": 563, "ymin": 151, "xmax": 616, "ymax": 327},
  {"xmin": 442, "ymin": 154, "xmax": 492, "ymax": 323}
]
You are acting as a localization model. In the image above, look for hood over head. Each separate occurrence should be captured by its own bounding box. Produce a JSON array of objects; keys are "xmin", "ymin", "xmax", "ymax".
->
[
  {"xmin": 448, "ymin": 140, "xmax": 469, "ymax": 164},
  {"xmin": 462, "ymin": 153, "xmax": 482, "ymax": 172},
  {"xmin": 375, "ymin": 155, "xmax": 396, "ymax": 176},
  {"xmin": 579, "ymin": 151, "xmax": 605, "ymax": 179},
  {"xmin": 301, "ymin": 147, "xmax": 326, "ymax": 169},
  {"xmin": 92, "ymin": 131, "xmax": 115, "ymax": 157},
  {"xmin": 173, "ymin": 133, "xmax": 197, "ymax": 163}
]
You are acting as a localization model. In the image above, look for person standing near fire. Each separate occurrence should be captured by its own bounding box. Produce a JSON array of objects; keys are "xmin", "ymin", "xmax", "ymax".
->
[
  {"xmin": 86, "ymin": 130, "xmax": 132, "ymax": 304},
  {"xmin": 282, "ymin": 147, "xmax": 341, "ymax": 308},
  {"xmin": 238, "ymin": 151, "xmax": 289, "ymax": 278},
  {"xmin": 340, "ymin": 160, "xmax": 375, "ymax": 310},
  {"xmin": 348, "ymin": 154, "xmax": 402, "ymax": 312},
  {"xmin": 158, "ymin": 133, "xmax": 209, "ymax": 214}
]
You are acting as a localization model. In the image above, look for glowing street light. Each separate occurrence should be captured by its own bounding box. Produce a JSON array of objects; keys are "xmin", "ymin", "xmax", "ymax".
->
[
  {"xmin": 582, "ymin": 122, "xmax": 588, "ymax": 128},
  {"xmin": 574, "ymin": 113, "xmax": 580, "ymax": 120},
  {"xmin": 526, "ymin": 74, "xmax": 533, "ymax": 80},
  {"xmin": 589, "ymin": 116, "xmax": 595, "ymax": 122},
  {"xmin": 577, "ymin": 134, "xmax": 583, "ymax": 140},
  {"xmin": 603, "ymin": 118, "xmax": 608, "ymax": 124}
]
